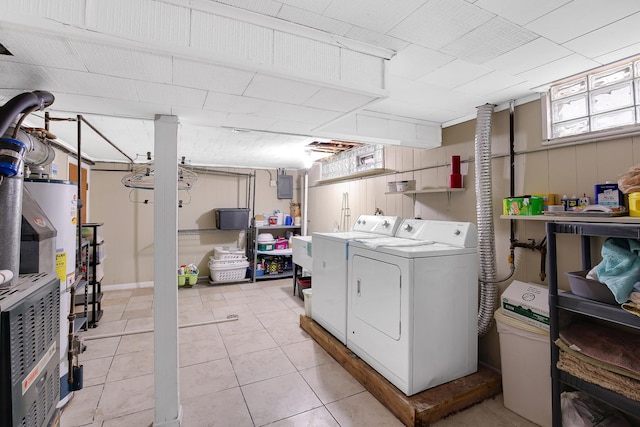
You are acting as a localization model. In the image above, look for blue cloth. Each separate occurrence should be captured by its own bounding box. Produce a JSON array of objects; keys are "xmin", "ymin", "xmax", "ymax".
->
[{"xmin": 593, "ymin": 238, "xmax": 640, "ymax": 304}]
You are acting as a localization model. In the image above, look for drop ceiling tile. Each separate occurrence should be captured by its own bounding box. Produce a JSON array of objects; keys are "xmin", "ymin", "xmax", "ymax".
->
[
  {"xmin": 45, "ymin": 68, "xmax": 140, "ymax": 101},
  {"xmin": 70, "ymin": 40, "xmax": 172, "ymax": 83},
  {"xmin": 417, "ymin": 59, "xmax": 493, "ymax": 89},
  {"xmin": 388, "ymin": 44, "xmax": 455, "ymax": 80},
  {"xmin": 85, "ymin": 0, "xmax": 190, "ymax": 46},
  {"xmin": 172, "ymin": 59, "xmax": 254, "ymax": 94},
  {"xmin": 267, "ymin": 119, "xmax": 317, "ymax": 134},
  {"xmin": 134, "ymin": 81, "xmax": 208, "ymax": 109},
  {"xmin": 454, "ymin": 71, "xmax": 526, "ymax": 97},
  {"xmin": 388, "ymin": 0, "xmax": 494, "ymax": 50},
  {"xmin": 42, "ymin": 93, "xmax": 171, "ymax": 120},
  {"xmin": 273, "ymin": 32, "xmax": 341, "ymax": 81},
  {"xmin": 562, "ymin": 12, "xmax": 640, "ymax": 58},
  {"xmin": 255, "ymin": 101, "xmax": 343, "ymax": 125},
  {"xmin": 525, "ymin": 0, "xmax": 640, "ymax": 44},
  {"xmin": 515, "ymin": 53, "xmax": 601, "ymax": 87},
  {"xmin": 203, "ymin": 92, "xmax": 269, "ymax": 114},
  {"xmin": 343, "ymin": 27, "xmax": 410, "ymax": 52},
  {"xmin": 243, "ymin": 74, "xmax": 321, "ymax": 104},
  {"xmin": 276, "ymin": 5, "xmax": 352, "ymax": 35},
  {"xmin": 278, "ymin": 0, "xmax": 332, "ymax": 15},
  {"xmin": 595, "ymin": 41, "xmax": 640, "ymax": 65},
  {"xmin": 323, "ymin": 0, "xmax": 426, "ymax": 33},
  {"xmin": 484, "ymin": 82, "xmax": 542, "ymax": 106},
  {"xmin": 221, "ymin": 113, "xmax": 279, "ymax": 132},
  {"xmin": 0, "ymin": 61, "xmax": 53, "ymax": 90},
  {"xmin": 340, "ymin": 50, "xmax": 386, "ymax": 90},
  {"xmin": 303, "ymin": 88, "xmax": 378, "ymax": 112},
  {"xmin": 439, "ymin": 17, "xmax": 538, "ymax": 64},
  {"xmin": 171, "ymin": 107, "xmax": 228, "ymax": 127},
  {"xmin": 483, "ymin": 37, "xmax": 572, "ymax": 75},
  {"xmin": 474, "ymin": 0, "xmax": 571, "ymax": 26},
  {"xmin": 190, "ymin": 11, "xmax": 273, "ymax": 65},
  {"xmin": 208, "ymin": 0, "xmax": 282, "ymax": 16},
  {"xmin": 0, "ymin": 30, "xmax": 86, "ymax": 70},
  {"xmin": 3, "ymin": 0, "xmax": 86, "ymax": 25}
]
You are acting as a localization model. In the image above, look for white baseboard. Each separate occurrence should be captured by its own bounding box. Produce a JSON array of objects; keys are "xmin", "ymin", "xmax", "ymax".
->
[{"xmin": 102, "ymin": 281, "xmax": 154, "ymax": 291}]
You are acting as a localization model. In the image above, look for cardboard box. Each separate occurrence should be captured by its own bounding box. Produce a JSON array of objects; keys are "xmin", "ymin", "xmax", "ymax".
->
[
  {"xmin": 503, "ymin": 196, "xmax": 544, "ymax": 216},
  {"xmin": 501, "ymin": 281, "xmax": 549, "ymax": 330},
  {"xmin": 594, "ymin": 183, "xmax": 624, "ymax": 208},
  {"xmin": 533, "ymin": 193, "xmax": 558, "ymax": 211}
]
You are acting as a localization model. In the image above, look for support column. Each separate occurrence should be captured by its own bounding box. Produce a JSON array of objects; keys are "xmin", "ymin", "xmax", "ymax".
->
[{"xmin": 153, "ymin": 115, "xmax": 182, "ymax": 426}]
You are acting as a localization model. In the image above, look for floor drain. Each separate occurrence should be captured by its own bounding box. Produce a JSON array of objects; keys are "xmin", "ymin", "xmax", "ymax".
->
[{"xmin": 226, "ymin": 314, "xmax": 239, "ymax": 319}]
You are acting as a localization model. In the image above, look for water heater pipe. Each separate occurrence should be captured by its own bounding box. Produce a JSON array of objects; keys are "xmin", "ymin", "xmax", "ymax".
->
[{"xmin": 0, "ymin": 91, "xmax": 55, "ymax": 285}]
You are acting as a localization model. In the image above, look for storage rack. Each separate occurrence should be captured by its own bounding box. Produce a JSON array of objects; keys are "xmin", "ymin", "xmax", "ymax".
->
[
  {"xmin": 546, "ymin": 221, "xmax": 640, "ymax": 426},
  {"xmin": 73, "ymin": 240, "xmax": 90, "ymax": 332},
  {"xmin": 76, "ymin": 223, "xmax": 104, "ymax": 327},
  {"xmin": 249, "ymin": 224, "xmax": 301, "ymax": 282}
]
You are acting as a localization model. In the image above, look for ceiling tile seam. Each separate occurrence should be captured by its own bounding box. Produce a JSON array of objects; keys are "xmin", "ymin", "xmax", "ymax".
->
[
  {"xmin": 177, "ymin": 0, "xmax": 394, "ymax": 58},
  {"xmin": 381, "ymin": 0, "xmax": 436, "ymax": 40},
  {"xmin": 555, "ymin": 11, "xmax": 640, "ymax": 46}
]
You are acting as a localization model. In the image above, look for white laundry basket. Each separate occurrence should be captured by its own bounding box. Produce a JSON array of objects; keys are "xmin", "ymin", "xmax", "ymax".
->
[
  {"xmin": 495, "ymin": 308, "xmax": 551, "ymax": 427},
  {"xmin": 302, "ymin": 288, "xmax": 312, "ymax": 317}
]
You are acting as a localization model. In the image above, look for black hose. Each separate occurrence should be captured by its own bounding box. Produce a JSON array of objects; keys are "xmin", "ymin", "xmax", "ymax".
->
[{"xmin": 0, "ymin": 91, "xmax": 55, "ymax": 137}]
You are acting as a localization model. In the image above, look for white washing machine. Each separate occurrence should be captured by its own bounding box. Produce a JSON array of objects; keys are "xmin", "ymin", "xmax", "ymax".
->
[
  {"xmin": 311, "ymin": 215, "xmax": 401, "ymax": 344},
  {"xmin": 347, "ymin": 219, "xmax": 478, "ymax": 396}
]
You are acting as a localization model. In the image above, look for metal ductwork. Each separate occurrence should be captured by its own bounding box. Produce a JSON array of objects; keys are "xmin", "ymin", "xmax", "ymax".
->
[
  {"xmin": 0, "ymin": 91, "xmax": 55, "ymax": 286},
  {"xmin": 474, "ymin": 103, "xmax": 497, "ymax": 337}
]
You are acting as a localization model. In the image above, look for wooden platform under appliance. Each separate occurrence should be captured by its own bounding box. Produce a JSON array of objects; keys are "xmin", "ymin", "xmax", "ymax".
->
[{"xmin": 299, "ymin": 315, "xmax": 502, "ymax": 427}]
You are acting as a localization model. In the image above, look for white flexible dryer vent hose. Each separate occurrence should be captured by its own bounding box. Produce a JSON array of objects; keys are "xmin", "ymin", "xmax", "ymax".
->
[{"xmin": 475, "ymin": 104, "xmax": 497, "ymax": 337}]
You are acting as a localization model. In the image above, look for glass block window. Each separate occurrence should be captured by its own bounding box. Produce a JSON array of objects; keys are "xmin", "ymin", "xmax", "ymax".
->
[{"xmin": 545, "ymin": 56, "xmax": 640, "ymax": 142}]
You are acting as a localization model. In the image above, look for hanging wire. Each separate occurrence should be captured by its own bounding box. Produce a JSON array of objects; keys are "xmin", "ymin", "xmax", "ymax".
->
[{"xmin": 121, "ymin": 160, "xmax": 198, "ymax": 190}]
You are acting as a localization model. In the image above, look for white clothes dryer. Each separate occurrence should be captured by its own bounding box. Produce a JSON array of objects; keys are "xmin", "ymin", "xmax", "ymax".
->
[
  {"xmin": 311, "ymin": 215, "xmax": 401, "ymax": 344},
  {"xmin": 347, "ymin": 219, "xmax": 478, "ymax": 395}
]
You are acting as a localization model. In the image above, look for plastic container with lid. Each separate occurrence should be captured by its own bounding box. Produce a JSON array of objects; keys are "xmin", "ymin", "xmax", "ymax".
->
[
  {"xmin": 494, "ymin": 308, "xmax": 551, "ymax": 427},
  {"xmin": 629, "ymin": 192, "xmax": 640, "ymax": 217}
]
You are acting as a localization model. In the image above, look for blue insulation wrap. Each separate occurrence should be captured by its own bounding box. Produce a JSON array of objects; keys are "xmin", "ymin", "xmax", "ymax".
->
[{"xmin": 0, "ymin": 137, "xmax": 26, "ymax": 177}]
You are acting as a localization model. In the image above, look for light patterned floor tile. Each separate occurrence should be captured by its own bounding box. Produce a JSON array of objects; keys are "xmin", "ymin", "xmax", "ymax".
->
[
  {"xmin": 300, "ymin": 360, "xmax": 366, "ymax": 404},
  {"xmin": 179, "ymin": 358, "xmax": 239, "ymax": 400},
  {"xmin": 181, "ymin": 387, "xmax": 253, "ymax": 427},
  {"xmin": 221, "ymin": 329, "xmax": 278, "ymax": 356},
  {"xmin": 241, "ymin": 372, "xmax": 322, "ymax": 426},
  {"xmin": 268, "ymin": 407, "xmax": 340, "ymax": 427},
  {"xmin": 281, "ymin": 339, "xmax": 334, "ymax": 371},
  {"xmin": 230, "ymin": 347, "xmax": 296, "ymax": 385},
  {"xmin": 60, "ymin": 384, "xmax": 103, "ymax": 426},
  {"xmin": 94, "ymin": 374, "xmax": 154, "ymax": 422},
  {"xmin": 326, "ymin": 391, "xmax": 404, "ymax": 427}
]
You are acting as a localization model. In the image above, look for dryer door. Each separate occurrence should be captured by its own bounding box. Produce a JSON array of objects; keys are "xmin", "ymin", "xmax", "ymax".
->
[{"xmin": 351, "ymin": 254, "xmax": 401, "ymax": 340}]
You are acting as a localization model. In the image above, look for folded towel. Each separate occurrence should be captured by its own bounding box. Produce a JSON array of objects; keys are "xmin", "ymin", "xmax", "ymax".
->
[
  {"xmin": 622, "ymin": 302, "xmax": 640, "ymax": 318},
  {"xmin": 592, "ymin": 238, "xmax": 640, "ymax": 303}
]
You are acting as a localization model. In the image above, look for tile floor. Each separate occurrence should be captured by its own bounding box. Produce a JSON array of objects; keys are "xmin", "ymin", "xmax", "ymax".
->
[{"xmin": 60, "ymin": 279, "xmax": 539, "ymax": 427}]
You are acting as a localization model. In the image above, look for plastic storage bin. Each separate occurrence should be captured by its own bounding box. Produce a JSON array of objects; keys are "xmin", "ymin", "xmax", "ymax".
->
[
  {"xmin": 213, "ymin": 246, "xmax": 246, "ymax": 260},
  {"xmin": 214, "ymin": 208, "xmax": 249, "ymax": 230},
  {"xmin": 495, "ymin": 308, "xmax": 551, "ymax": 427},
  {"xmin": 209, "ymin": 259, "xmax": 249, "ymax": 282}
]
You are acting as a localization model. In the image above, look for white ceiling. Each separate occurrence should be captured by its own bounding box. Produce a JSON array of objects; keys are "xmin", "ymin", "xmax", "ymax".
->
[{"xmin": 1, "ymin": 0, "xmax": 640, "ymax": 169}]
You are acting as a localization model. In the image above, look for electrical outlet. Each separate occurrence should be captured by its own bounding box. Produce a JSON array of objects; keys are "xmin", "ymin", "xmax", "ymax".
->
[{"xmin": 270, "ymin": 180, "xmax": 276, "ymax": 187}]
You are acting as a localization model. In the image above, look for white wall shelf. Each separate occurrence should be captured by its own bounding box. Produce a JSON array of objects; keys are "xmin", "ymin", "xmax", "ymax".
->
[
  {"xmin": 386, "ymin": 187, "xmax": 465, "ymax": 195},
  {"xmin": 500, "ymin": 215, "xmax": 640, "ymax": 224}
]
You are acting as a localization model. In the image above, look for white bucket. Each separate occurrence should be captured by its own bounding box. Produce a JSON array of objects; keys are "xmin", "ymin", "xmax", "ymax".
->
[{"xmin": 302, "ymin": 288, "xmax": 312, "ymax": 317}]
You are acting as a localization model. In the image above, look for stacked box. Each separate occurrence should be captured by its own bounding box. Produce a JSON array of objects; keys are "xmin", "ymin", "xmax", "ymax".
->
[
  {"xmin": 501, "ymin": 281, "xmax": 549, "ymax": 330},
  {"xmin": 503, "ymin": 196, "xmax": 544, "ymax": 216}
]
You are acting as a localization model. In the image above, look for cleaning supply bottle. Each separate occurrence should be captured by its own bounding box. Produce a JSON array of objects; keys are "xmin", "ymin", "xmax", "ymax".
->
[{"xmin": 561, "ymin": 195, "xmax": 568, "ymax": 211}]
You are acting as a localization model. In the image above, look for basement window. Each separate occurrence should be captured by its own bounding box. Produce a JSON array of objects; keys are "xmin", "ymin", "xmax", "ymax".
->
[{"xmin": 542, "ymin": 55, "xmax": 640, "ymax": 145}]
